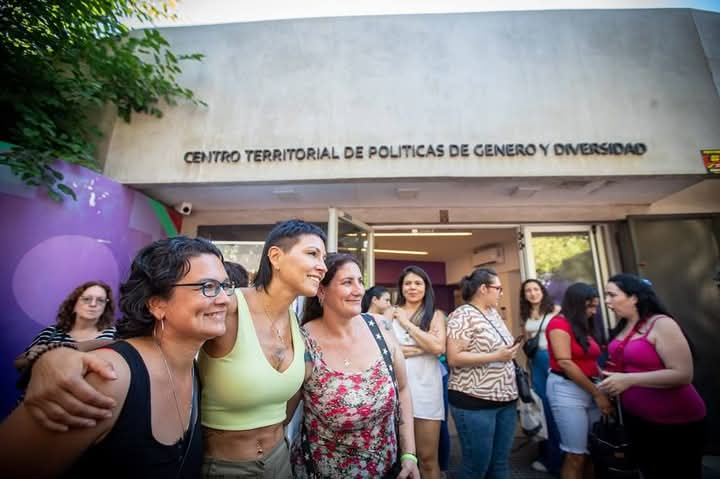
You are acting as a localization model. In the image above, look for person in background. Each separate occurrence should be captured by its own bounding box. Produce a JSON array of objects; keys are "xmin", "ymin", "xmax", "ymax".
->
[
  {"xmin": 0, "ymin": 236, "xmax": 231, "ymax": 478},
  {"xmin": 22, "ymin": 280, "xmax": 116, "ymax": 353},
  {"xmin": 362, "ymin": 285, "xmax": 392, "ymax": 315},
  {"xmin": 519, "ymin": 279, "xmax": 562, "ymax": 475},
  {"xmin": 446, "ymin": 267, "xmax": 519, "ymax": 479},
  {"xmin": 293, "ymin": 254, "xmax": 419, "ymax": 478},
  {"xmin": 224, "ymin": 261, "xmax": 249, "ymax": 288},
  {"xmin": 545, "ymin": 283, "xmax": 611, "ymax": 479},
  {"xmin": 599, "ymin": 274, "xmax": 706, "ymax": 479},
  {"xmin": 390, "ymin": 266, "xmax": 446, "ymax": 479}
]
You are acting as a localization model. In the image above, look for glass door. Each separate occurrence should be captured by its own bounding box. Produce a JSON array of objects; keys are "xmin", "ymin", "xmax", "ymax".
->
[
  {"xmin": 328, "ymin": 208, "xmax": 375, "ymax": 286},
  {"xmin": 519, "ymin": 225, "xmax": 613, "ymax": 339}
]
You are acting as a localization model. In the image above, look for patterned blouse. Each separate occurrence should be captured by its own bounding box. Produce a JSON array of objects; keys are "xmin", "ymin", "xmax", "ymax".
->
[
  {"xmin": 447, "ymin": 304, "xmax": 517, "ymax": 402},
  {"xmin": 292, "ymin": 328, "xmax": 398, "ymax": 478}
]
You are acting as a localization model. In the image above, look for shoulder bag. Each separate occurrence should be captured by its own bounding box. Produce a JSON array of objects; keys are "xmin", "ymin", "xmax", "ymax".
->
[
  {"xmin": 469, "ymin": 304, "xmax": 534, "ymax": 403},
  {"xmin": 522, "ymin": 313, "xmax": 549, "ymax": 359}
]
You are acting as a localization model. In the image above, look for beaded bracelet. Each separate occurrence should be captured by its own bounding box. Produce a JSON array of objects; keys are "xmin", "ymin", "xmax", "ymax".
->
[
  {"xmin": 16, "ymin": 342, "xmax": 79, "ymax": 391},
  {"xmin": 400, "ymin": 452, "xmax": 418, "ymax": 464}
]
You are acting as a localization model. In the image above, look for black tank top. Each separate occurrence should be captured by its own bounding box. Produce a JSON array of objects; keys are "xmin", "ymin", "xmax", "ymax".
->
[{"xmin": 64, "ymin": 341, "xmax": 202, "ymax": 478}]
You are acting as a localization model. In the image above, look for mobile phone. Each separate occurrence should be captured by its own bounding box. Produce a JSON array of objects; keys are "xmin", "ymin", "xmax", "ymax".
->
[{"xmin": 512, "ymin": 335, "xmax": 524, "ymax": 346}]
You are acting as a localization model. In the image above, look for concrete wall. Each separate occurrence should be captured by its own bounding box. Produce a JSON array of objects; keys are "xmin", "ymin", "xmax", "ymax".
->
[{"xmin": 105, "ymin": 9, "xmax": 720, "ymax": 184}]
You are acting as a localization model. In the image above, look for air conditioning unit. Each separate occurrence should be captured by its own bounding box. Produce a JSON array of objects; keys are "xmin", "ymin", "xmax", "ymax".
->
[{"xmin": 472, "ymin": 245, "xmax": 505, "ymax": 266}]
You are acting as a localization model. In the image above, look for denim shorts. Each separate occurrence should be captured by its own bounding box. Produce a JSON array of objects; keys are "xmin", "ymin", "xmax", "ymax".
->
[{"xmin": 546, "ymin": 372, "xmax": 600, "ymax": 455}]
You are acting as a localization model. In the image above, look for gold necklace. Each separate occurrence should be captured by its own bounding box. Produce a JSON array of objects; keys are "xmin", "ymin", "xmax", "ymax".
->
[{"xmin": 153, "ymin": 339, "xmax": 188, "ymax": 443}]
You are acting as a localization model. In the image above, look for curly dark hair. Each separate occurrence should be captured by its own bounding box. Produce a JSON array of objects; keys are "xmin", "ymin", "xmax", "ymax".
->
[
  {"xmin": 55, "ymin": 281, "xmax": 115, "ymax": 332},
  {"xmin": 302, "ymin": 253, "xmax": 361, "ymax": 325},
  {"xmin": 519, "ymin": 279, "xmax": 556, "ymax": 323},
  {"xmin": 116, "ymin": 236, "xmax": 224, "ymax": 339}
]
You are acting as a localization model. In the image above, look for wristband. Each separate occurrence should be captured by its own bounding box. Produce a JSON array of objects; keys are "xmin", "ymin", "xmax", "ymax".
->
[{"xmin": 400, "ymin": 452, "xmax": 418, "ymax": 464}]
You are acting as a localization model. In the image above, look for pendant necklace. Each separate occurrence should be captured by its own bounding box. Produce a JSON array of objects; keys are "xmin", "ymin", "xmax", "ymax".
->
[
  {"xmin": 153, "ymin": 339, "xmax": 189, "ymax": 454},
  {"xmin": 343, "ymin": 357, "xmax": 352, "ymax": 368},
  {"xmin": 262, "ymin": 298, "xmax": 287, "ymax": 347}
]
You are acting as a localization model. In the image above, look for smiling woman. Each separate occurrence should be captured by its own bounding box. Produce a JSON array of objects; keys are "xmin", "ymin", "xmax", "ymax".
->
[
  {"xmin": 294, "ymin": 254, "xmax": 420, "ymax": 479},
  {"xmin": 1, "ymin": 236, "xmax": 231, "ymax": 478}
]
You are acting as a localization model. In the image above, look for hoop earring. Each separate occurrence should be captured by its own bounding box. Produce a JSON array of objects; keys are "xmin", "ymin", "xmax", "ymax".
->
[{"xmin": 153, "ymin": 318, "xmax": 165, "ymax": 341}]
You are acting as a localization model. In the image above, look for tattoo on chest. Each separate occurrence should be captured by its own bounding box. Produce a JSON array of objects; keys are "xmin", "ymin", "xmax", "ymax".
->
[{"xmin": 272, "ymin": 348, "xmax": 286, "ymax": 370}]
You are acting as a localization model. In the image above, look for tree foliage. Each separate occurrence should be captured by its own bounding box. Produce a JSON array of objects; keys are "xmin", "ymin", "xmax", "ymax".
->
[
  {"xmin": 0, "ymin": 0, "xmax": 203, "ymax": 200},
  {"xmin": 532, "ymin": 234, "xmax": 595, "ymax": 284}
]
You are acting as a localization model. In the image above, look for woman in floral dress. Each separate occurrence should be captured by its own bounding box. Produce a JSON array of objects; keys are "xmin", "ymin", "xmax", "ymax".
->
[{"xmin": 292, "ymin": 254, "xmax": 420, "ymax": 479}]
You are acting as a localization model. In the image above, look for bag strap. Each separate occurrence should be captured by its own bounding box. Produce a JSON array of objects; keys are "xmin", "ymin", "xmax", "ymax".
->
[
  {"xmin": 533, "ymin": 313, "xmax": 549, "ymax": 340},
  {"xmin": 361, "ymin": 313, "xmax": 401, "ymax": 452},
  {"xmin": 467, "ymin": 304, "xmax": 525, "ymax": 374},
  {"xmin": 468, "ymin": 303, "xmax": 509, "ymax": 345}
]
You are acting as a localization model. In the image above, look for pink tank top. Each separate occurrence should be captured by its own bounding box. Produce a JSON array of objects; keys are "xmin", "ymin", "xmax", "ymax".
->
[{"xmin": 608, "ymin": 318, "xmax": 705, "ymax": 424}]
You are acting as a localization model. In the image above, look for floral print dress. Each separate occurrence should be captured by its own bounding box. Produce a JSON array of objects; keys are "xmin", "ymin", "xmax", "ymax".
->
[{"xmin": 292, "ymin": 327, "xmax": 398, "ymax": 478}]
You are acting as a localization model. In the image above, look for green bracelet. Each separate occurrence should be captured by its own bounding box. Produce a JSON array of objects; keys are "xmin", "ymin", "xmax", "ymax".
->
[{"xmin": 400, "ymin": 452, "xmax": 418, "ymax": 464}]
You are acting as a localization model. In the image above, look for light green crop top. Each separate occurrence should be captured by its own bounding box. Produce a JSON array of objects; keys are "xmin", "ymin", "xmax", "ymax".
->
[{"xmin": 198, "ymin": 290, "xmax": 305, "ymax": 430}]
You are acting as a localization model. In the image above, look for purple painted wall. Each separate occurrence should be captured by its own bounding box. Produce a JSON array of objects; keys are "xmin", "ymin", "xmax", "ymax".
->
[
  {"xmin": 0, "ymin": 159, "xmax": 174, "ymax": 419},
  {"xmin": 375, "ymin": 259, "xmax": 447, "ymax": 285}
]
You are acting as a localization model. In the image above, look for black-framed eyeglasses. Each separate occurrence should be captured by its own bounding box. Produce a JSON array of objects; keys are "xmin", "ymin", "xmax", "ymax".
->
[{"xmin": 172, "ymin": 280, "xmax": 235, "ymax": 298}]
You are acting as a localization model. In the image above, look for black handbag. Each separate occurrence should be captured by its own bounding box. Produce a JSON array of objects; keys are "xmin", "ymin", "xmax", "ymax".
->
[
  {"xmin": 588, "ymin": 400, "xmax": 639, "ymax": 478},
  {"xmin": 470, "ymin": 304, "xmax": 534, "ymax": 403},
  {"xmin": 522, "ymin": 313, "xmax": 549, "ymax": 359}
]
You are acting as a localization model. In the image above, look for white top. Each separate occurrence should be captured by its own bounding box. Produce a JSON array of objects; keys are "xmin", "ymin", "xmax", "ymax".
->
[
  {"xmin": 390, "ymin": 319, "xmax": 444, "ymax": 420},
  {"xmin": 524, "ymin": 313, "xmax": 552, "ymax": 350}
]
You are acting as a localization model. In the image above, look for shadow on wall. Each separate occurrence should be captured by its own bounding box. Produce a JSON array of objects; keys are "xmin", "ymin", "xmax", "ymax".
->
[{"xmin": 0, "ymin": 150, "xmax": 181, "ymax": 420}]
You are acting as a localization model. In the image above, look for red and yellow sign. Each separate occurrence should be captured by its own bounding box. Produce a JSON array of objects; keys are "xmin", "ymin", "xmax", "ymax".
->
[{"xmin": 702, "ymin": 149, "xmax": 720, "ymax": 174}]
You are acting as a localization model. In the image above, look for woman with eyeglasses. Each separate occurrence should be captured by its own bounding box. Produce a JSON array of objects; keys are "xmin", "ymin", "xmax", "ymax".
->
[
  {"xmin": 15, "ymin": 220, "xmax": 328, "ymax": 479},
  {"xmin": 446, "ymin": 267, "xmax": 519, "ymax": 479},
  {"xmin": 21, "ymin": 281, "xmax": 117, "ymax": 355},
  {"xmin": 1, "ymin": 236, "xmax": 232, "ymax": 478},
  {"xmin": 545, "ymin": 283, "xmax": 611, "ymax": 479}
]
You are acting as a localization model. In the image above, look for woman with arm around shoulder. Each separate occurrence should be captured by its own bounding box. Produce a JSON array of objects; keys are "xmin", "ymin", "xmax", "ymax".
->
[
  {"xmin": 545, "ymin": 283, "xmax": 611, "ymax": 479},
  {"xmin": 598, "ymin": 274, "xmax": 706, "ymax": 479},
  {"xmin": 294, "ymin": 254, "xmax": 420, "ymax": 479},
  {"xmin": 198, "ymin": 220, "xmax": 328, "ymax": 478},
  {"xmin": 389, "ymin": 266, "xmax": 446, "ymax": 479},
  {"xmin": 17, "ymin": 220, "xmax": 330, "ymax": 479},
  {"xmin": 520, "ymin": 279, "xmax": 562, "ymax": 474},
  {"xmin": 446, "ymin": 267, "xmax": 520, "ymax": 479},
  {"xmin": 0, "ymin": 236, "xmax": 232, "ymax": 478}
]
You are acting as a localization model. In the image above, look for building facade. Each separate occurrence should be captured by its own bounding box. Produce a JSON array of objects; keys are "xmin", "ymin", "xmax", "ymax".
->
[{"xmin": 99, "ymin": 8, "xmax": 720, "ymax": 450}]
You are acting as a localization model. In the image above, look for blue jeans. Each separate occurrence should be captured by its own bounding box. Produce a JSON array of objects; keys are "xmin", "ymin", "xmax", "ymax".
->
[
  {"xmin": 451, "ymin": 402, "xmax": 517, "ymax": 479},
  {"xmin": 547, "ymin": 373, "xmax": 600, "ymax": 454},
  {"xmin": 530, "ymin": 349, "xmax": 563, "ymax": 473}
]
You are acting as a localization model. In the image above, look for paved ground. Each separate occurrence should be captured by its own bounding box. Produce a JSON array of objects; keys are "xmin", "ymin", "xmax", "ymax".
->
[{"xmin": 443, "ymin": 416, "xmax": 720, "ymax": 479}]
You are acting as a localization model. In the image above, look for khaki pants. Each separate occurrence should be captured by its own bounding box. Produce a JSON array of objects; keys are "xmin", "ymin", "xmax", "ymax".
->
[{"xmin": 201, "ymin": 438, "xmax": 292, "ymax": 479}]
